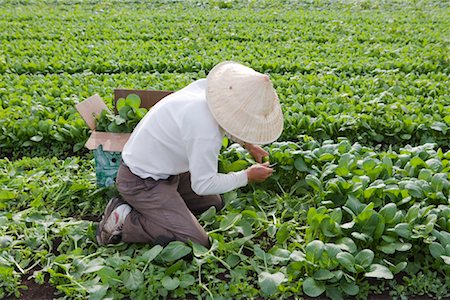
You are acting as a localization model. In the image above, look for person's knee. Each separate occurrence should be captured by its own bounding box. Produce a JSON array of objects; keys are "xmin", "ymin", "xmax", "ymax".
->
[
  {"xmin": 214, "ymin": 195, "xmax": 225, "ymax": 211},
  {"xmin": 154, "ymin": 235, "xmax": 176, "ymax": 247}
]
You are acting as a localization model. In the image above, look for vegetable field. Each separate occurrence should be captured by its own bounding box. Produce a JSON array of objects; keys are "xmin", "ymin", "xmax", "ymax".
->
[{"xmin": 1, "ymin": 0, "xmax": 449, "ymax": 299}]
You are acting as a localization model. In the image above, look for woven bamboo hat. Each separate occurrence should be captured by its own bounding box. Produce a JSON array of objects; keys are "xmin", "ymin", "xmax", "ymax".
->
[{"xmin": 206, "ymin": 61, "xmax": 283, "ymax": 145}]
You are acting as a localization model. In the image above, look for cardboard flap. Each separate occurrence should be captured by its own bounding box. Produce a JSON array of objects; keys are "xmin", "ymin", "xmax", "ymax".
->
[
  {"xmin": 85, "ymin": 131, "xmax": 131, "ymax": 152},
  {"xmin": 76, "ymin": 94, "xmax": 111, "ymax": 130}
]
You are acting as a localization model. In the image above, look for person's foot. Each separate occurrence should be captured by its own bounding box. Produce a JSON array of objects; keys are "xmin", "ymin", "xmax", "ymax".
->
[{"xmin": 96, "ymin": 197, "xmax": 132, "ymax": 245}]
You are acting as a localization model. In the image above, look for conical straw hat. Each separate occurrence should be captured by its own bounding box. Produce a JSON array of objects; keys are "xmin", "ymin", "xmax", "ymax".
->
[{"xmin": 206, "ymin": 61, "xmax": 283, "ymax": 145}]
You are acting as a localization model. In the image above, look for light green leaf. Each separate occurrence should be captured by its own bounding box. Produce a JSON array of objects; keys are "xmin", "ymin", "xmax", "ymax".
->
[
  {"xmin": 355, "ymin": 249, "xmax": 374, "ymax": 268},
  {"xmin": 365, "ymin": 264, "xmax": 393, "ymax": 279},
  {"xmin": 294, "ymin": 157, "xmax": 308, "ymax": 171},
  {"xmin": 336, "ymin": 252, "xmax": 356, "ymax": 273},
  {"xmin": 258, "ymin": 271, "xmax": 285, "ymax": 296},
  {"xmin": 429, "ymin": 242, "xmax": 445, "ymax": 258},
  {"xmin": 179, "ymin": 274, "xmax": 195, "ymax": 288},
  {"xmin": 313, "ymin": 269, "xmax": 334, "ymax": 280},
  {"xmin": 116, "ymin": 98, "xmax": 126, "ymax": 111},
  {"xmin": 0, "ymin": 190, "xmax": 16, "ymax": 200},
  {"xmin": 30, "ymin": 135, "xmax": 43, "ymax": 142},
  {"xmin": 125, "ymin": 94, "xmax": 141, "ymax": 108},
  {"xmin": 162, "ymin": 276, "xmax": 180, "ymax": 291},
  {"xmin": 440, "ymin": 255, "xmax": 450, "ymax": 265},
  {"xmin": 340, "ymin": 280, "xmax": 359, "ymax": 296},
  {"xmin": 378, "ymin": 203, "xmax": 397, "ymax": 223},
  {"xmin": 157, "ymin": 241, "xmax": 192, "ymax": 263},
  {"xmin": 394, "ymin": 223, "xmax": 411, "ymax": 238},
  {"xmin": 305, "ymin": 174, "xmax": 322, "ymax": 192},
  {"xmin": 303, "ymin": 277, "xmax": 325, "ymax": 297},
  {"xmin": 335, "ymin": 237, "xmax": 357, "ymax": 253},
  {"xmin": 121, "ymin": 269, "xmax": 144, "ymax": 290}
]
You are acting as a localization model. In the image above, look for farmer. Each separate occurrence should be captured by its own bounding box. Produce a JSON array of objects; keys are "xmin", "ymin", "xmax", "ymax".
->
[{"xmin": 96, "ymin": 61, "xmax": 284, "ymax": 247}]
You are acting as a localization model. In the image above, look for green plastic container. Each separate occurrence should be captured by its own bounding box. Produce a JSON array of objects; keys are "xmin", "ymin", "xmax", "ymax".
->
[{"xmin": 93, "ymin": 145, "xmax": 122, "ymax": 187}]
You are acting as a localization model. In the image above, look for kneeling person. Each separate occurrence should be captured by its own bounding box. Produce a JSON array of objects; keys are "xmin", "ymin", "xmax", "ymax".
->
[{"xmin": 96, "ymin": 61, "xmax": 284, "ymax": 247}]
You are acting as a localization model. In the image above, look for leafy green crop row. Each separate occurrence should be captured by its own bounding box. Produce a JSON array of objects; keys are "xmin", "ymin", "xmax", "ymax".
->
[
  {"xmin": 1, "ymin": 139, "xmax": 449, "ymax": 299},
  {"xmin": 1, "ymin": 0, "xmax": 449, "ymax": 157},
  {"xmin": 1, "ymin": 69, "xmax": 449, "ymax": 157},
  {"xmin": 0, "ymin": 72, "xmax": 196, "ymax": 157}
]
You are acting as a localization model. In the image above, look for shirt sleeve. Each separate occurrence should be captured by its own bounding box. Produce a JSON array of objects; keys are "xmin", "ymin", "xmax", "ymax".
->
[{"xmin": 185, "ymin": 137, "xmax": 248, "ymax": 195}]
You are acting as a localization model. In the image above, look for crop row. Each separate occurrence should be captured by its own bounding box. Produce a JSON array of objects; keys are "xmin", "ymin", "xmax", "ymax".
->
[
  {"xmin": 1, "ymin": 139, "xmax": 449, "ymax": 299},
  {"xmin": 1, "ymin": 0, "xmax": 449, "ymax": 158},
  {"xmin": 2, "ymin": 36, "xmax": 448, "ymax": 75},
  {"xmin": 1, "ymin": 68, "xmax": 449, "ymax": 157}
]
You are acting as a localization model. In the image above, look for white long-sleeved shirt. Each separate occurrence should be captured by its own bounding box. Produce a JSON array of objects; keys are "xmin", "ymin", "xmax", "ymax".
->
[{"xmin": 121, "ymin": 79, "xmax": 248, "ymax": 195}]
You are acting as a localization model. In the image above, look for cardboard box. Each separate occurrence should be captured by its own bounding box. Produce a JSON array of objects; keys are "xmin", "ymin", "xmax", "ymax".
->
[{"xmin": 76, "ymin": 89, "xmax": 173, "ymax": 186}]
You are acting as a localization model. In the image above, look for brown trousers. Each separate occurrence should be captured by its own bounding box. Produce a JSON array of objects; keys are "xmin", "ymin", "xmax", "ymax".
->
[{"xmin": 115, "ymin": 162, "xmax": 223, "ymax": 247}]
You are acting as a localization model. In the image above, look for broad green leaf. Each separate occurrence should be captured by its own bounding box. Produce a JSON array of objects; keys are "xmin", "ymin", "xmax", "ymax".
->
[
  {"xmin": 116, "ymin": 98, "xmax": 126, "ymax": 111},
  {"xmin": 157, "ymin": 241, "xmax": 192, "ymax": 263},
  {"xmin": 0, "ymin": 190, "xmax": 16, "ymax": 200},
  {"xmin": 440, "ymin": 255, "xmax": 450, "ymax": 265},
  {"xmin": 84, "ymin": 258, "xmax": 105, "ymax": 273},
  {"xmin": 290, "ymin": 250, "xmax": 306, "ymax": 262},
  {"xmin": 303, "ymin": 277, "xmax": 325, "ymax": 297},
  {"xmin": 198, "ymin": 206, "xmax": 216, "ymax": 222},
  {"xmin": 394, "ymin": 262, "xmax": 407, "ymax": 274},
  {"xmin": 313, "ymin": 269, "xmax": 334, "ymax": 280},
  {"xmin": 396, "ymin": 243, "xmax": 412, "ymax": 252},
  {"xmin": 164, "ymin": 260, "xmax": 183, "ymax": 276},
  {"xmin": 224, "ymin": 160, "xmax": 248, "ymax": 172},
  {"xmin": 362, "ymin": 158, "xmax": 376, "ymax": 171},
  {"xmin": 226, "ymin": 254, "xmax": 241, "ymax": 268},
  {"xmin": 426, "ymin": 159, "xmax": 442, "ymax": 172},
  {"xmin": 410, "ymin": 157, "xmax": 425, "ymax": 168},
  {"xmin": 179, "ymin": 274, "xmax": 195, "ymax": 288},
  {"xmin": 336, "ymin": 252, "xmax": 356, "ymax": 273},
  {"xmin": 30, "ymin": 135, "xmax": 43, "ymax": 142},
  {"xmin": 326, "ymin": 286, "xmax": 343, "ymax": 300},
  {"xmin": 340, "ymin": 280, "xmax": 359, "ymax": 296},
  {"xmin": 162, "ymin": 276, "xmax": 180, "ymax": 291},
  {"xmin": 378, "ymin": 203, "xmax": 397, "ymax": 223},
  {"xmin": 305, "ymin": 240, "xmax": 324, "ymax": 262},
  {"xmin": 405, "ymin": 182, "xmax": 423, "ymax": 198},
  {"xmin": 431, "ymin": 121, "xmax": 447, "ymax": 133},
  {"xmin": 394, "ymin": 223, "xmax": 411, "ymax": 238},
  {"xmin": 306, "ymin": 174, "xmax": 322, "ymax": 192},
  {"xmin": 88, "ymin": 284, "xmax": 108, "ymax": 300},
  {"xmin": 382, "ymin": 156, "xmax": 393, "ymax": 177},
  {"xmin": 355, "ymin": 249, "xmax": 374, "ymax": 268},
  {"xmin": 335, "ymin": 237, "xmax": 357, "ymax": 253},
  {"xmin": 125, "ymin": 94, "xmax": 141, "ymax": 108},
  {"xmin": 121, "ymin": 269, "xmax": 144, "ymax": 290},
  {"xmin": 429, "ymin": 243, "xmax": 445, "ymax": 258},
  {"xmin": 378, "ymin": 243, "xmax": 397, "ymax": 254},
  {"xmin": 265, "ymin": 248, "xmax": 290, "ymax": 266},
  {"xmin": 294, "ymin": 157, "xmax": 308, "ymax": 171},
  {"xmin": 97, "ymin": 267, "xmax": 120, "ymax": 286},
  {"xmin": 365, "ymin": 264, "xmax": 393, "ymax": 279},
  {"xmin": 258, "ymin": 271, "xmax": 285, "ymax": 296},
  {"xmin": 192, "ymin": 243, "xmax": 209, "ymax": 257},
  {"xmin": 319, "ymin": 153, "xmax": 335, "ymax": 162},
  {"xmin": 219, "ymin": 213, "xmax": 242, "ymax": 230},
  {"xmin": 276, "ymin": 223, "xmax": 290, "ymax": 244},
  {"xmin": 141, "ymin": 245, "xmax": 163, "ymax": 263}
]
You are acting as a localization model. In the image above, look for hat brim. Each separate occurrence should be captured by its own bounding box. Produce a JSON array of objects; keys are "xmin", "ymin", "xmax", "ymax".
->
[{"xmin": 206, "ymin": 61, "xmax": 283, "ymax": 145}]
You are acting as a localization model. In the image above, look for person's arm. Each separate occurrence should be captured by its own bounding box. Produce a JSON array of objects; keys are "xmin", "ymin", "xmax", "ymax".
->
[{"xmin": 186, "ymin": 138, "xmax": 248, "ymax": 195}]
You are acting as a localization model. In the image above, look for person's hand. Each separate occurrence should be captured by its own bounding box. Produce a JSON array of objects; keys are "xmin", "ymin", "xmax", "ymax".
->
[
  {"xmin": 246, "ymin": 163, "xmax": 273, "ymax": 183},
  {"xmin": 244, "ymin": 143, "xmax": 268, "ymax": 163}
]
